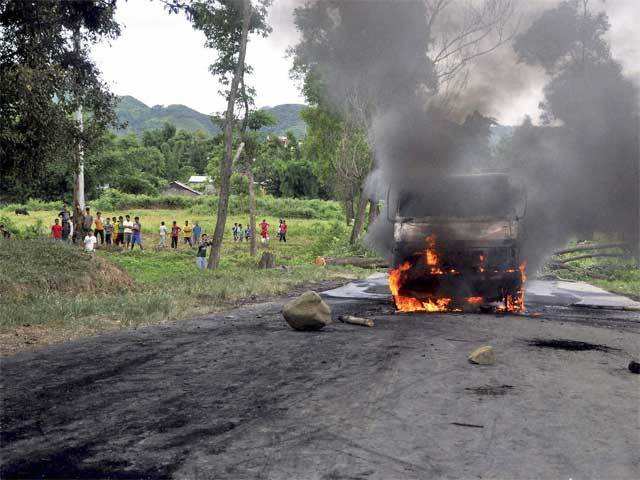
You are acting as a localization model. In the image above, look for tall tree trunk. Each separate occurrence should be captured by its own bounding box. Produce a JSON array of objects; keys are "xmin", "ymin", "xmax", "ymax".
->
[
  {"xmin": 72, "ymin": 29, "xmax": 85, "ymax": 244},
  {"xmin": 247, "ymin": 167, "xmax": 257, "ymax": 257},
  {"xmin": 344, "ymin": 196, "xmax": 355, "ymax": 225},
  {"xmin": 368, "ymin": 199, "xmax": 379, "ymax": 225},
  {"xmin": 349, "ymin": 191, "xmax": 369, "ymax": 244},
  {"xmin": 208, "ymin": 0, "xmax": 252, "ymax": 269}
]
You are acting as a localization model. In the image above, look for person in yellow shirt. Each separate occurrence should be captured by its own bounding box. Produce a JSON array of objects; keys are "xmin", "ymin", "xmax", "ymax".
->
[
  {"xmin": 94, "ymin": 211, "xmax": 105, "ymax": 245},
  {"xmin": 183, "ymin": 220, "xmax": 193, "ymax": 247}
]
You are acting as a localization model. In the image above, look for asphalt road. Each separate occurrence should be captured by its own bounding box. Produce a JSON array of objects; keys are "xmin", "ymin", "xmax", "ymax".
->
[{"xmin": 1, "ymin": 289, "xmax": 639, "ymax": 479}]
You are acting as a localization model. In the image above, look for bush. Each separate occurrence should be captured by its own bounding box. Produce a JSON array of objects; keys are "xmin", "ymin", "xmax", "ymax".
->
[
  {"xmin": 0, "ymin": 215, "xmax": 46, "ymax": 239},
  {"xmin": 92, "ymin": 189, "xmax": 197, "ymax": 211},
  {"xmin": 189, "ymin": 194, "xmax": 343, "ymax": 220}
]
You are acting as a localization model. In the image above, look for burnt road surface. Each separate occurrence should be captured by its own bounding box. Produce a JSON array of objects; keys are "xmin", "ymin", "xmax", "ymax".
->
[{"xmin": 2, "ymin": 289, "xmax": 639, "ymax": 479}]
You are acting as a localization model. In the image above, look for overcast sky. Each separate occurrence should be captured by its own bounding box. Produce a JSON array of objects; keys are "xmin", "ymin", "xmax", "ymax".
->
[{"xmin": 92, "ymin": 0, "xmax": 639, "ymax": 126}]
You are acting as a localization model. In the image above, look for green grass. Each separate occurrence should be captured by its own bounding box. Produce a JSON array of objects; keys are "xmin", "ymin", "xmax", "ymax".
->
[
  {"xmin": 0, "ymin": 204, "xmax": 372, "ymax": 355},
  {"xmin": 544, "ymin": 239, "xmax": 639, "ymax": 300}
]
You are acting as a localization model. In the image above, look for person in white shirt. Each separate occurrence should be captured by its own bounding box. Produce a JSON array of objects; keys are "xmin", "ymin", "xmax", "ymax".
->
[
  {"xmin": 123, "ymin": 214, "xmax": 134, "ymax": 248},
  {"xmin": 84, "ymin": 232, "xmax": 97, "ymax": 253},
  {"xmin": 159, "ymin": 221, "xmax": 168, "ymax": 248}
]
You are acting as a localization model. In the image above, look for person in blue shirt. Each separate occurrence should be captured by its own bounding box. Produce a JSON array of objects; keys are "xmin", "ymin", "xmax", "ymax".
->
[{"xmin": 192, "ymin": 222, "xmax": 202, "ymax": 245}]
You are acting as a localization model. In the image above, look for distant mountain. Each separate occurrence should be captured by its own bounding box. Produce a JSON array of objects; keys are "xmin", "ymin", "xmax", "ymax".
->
[
  {"xmin": 114, "ymin": 96, "xmax": 307, "ymax": 138},
  {"xmin": 258, "ymin": 104, "xmax": 307, "ymax": 138}
]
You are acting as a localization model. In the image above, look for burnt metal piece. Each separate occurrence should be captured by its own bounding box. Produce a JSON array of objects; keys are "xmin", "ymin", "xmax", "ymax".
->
[
  {"xmin": 465, "ymin": 385, "xmax": 515, "ymax": 396},
  {"xmin": 528, "ymin": 339, "xmax": 616, "ymax": 352}
]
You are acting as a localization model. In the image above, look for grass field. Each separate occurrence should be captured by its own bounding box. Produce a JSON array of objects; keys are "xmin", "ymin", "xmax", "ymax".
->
[{"xmin": 0, "ymin": 206, "xmax": 370, "ymax": 355}]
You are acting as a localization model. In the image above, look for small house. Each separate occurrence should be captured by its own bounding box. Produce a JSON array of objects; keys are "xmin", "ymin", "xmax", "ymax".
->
[{"xmin": 162, "ymin": 181, "xmax": 203, "ymax": 197}]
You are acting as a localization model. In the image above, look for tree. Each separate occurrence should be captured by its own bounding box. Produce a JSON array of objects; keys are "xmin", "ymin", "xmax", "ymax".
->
[
  {"xmin": 238, "ymin": 110, "xmax": 276, "ymax": 256},
  {"xmin": 0, "ymin": 0, "xmax": 121, "ymax": 202},
  {"xmin": 170, "ymin": 0, "xmax": 271, "ymax": 268}
]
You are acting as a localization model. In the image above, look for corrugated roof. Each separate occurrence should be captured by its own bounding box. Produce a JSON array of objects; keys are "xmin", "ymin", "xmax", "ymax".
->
[{"xmin": 167, "ymin": 181, "xmax": 203, "ymax": 195}]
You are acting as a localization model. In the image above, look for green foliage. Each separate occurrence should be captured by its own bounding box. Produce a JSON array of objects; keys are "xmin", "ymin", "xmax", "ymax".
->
[
  {"xmin": 0, "ymin": 0, "xmax": 121, "ymax": 201},
  {"xmin": 230, "ymin": 173, "xmax": 249, "ymax": 195},
  {"xmin": 188, "ymin": 194, "xmax": 342, "ymax": 220},
  {"xmin": 309, "ymin": 220, "xmax": 374, "ymax": 258},
  {"xmin": 91, "ymin": 190, "xmax": 196, "ymax": 211}
]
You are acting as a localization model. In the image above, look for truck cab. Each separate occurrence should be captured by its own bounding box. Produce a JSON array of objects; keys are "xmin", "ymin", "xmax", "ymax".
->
[{"xmin": 391, "ymin": 173, "xmax": 526, "ymax": 311}]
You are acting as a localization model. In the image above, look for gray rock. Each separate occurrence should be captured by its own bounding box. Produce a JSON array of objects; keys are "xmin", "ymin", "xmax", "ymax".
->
[
  {"xmin": 283, "ymin": 291, "xmax": 332, "ymax": 331},
  {"xmin": 468, "ymin": 346, "xmax": 496, "ymax": 365}
]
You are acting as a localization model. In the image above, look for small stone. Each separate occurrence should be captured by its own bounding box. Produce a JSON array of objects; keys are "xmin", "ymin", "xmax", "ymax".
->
[
  {"xmin": 628, "ymin": 361, "xmax": 640, "ymax": 374},
  {"xmin": 468, "ymin": 346, "xmax": 496, "ymax": 365},
  {"xmin": 282, "ymin": 291, "xmax": 332, "ymax": 331}
]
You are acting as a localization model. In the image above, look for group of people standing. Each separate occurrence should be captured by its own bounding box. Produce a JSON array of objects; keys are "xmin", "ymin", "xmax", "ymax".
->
[
  {"xmin": 159, "ymin": 220, "xmax": 202, "ymax": 249},
  {"xmin": 51, "ymin": 204, "xmax": 144, "ymax": 252},
  {"xmin": 232, "ymin": 219, "xmax": 287, "ymax": 245},
  {"xmin": 46, "ymin": 202, "xmax": 290, "ymax": 264}
]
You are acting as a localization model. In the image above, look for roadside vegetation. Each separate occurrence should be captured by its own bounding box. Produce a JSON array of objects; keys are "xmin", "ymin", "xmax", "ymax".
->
[
  {"xmin": 543, "ymin": 238, "xmax": 639, "ymax": 300},
  {"xmin": 0, "ymin": 200, "xmax": 371, "ymax": 356}
]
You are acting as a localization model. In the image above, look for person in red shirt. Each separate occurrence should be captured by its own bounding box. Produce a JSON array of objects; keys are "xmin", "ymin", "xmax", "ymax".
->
[
  {"xmin": 170, "ymin": 221, "xmax": 181, "ymax": 249},
  {"xmin": 278, "ymin": 219, "xmax": 288, "ymax": 243},
  {"xmin": 259, "ymin": 219, "xmax": 270, "ymax": 245},
  {"xmin": 51, "ymin": 218, "xmax": 62, "ymax": 240}
]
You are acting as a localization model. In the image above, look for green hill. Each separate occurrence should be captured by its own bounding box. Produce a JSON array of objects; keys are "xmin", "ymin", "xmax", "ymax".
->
[{"xmin": 115, "ymin": 96, "xmax": 307, "ymax": 138}]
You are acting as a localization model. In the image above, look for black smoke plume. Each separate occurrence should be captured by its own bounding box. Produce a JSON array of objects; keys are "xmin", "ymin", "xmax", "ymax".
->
[{"xmin": 293, "ymin": 0, "xmax": 639, "ymax": 271}]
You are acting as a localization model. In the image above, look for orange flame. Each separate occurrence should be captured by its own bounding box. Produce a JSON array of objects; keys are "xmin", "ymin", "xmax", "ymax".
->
[
  {"xmin": 466, "ymin": 296, "xmax": 484, "ymax": 304},
  {"xmin": 389, "ymin": 236, "xmax": 527, "ymax": 314}
]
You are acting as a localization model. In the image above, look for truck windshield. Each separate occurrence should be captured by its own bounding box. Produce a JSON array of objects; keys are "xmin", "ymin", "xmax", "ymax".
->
[{"xmin": 397, "ymin": 174, "xmax": 520, "ymax": 218}]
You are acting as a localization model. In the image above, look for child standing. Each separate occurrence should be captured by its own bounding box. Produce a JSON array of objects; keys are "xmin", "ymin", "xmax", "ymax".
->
[
  {"xmin": 183, "ymin": 221, "xmax": 193, "ymax": 247},
  {"xmin": 104, "ymin": 217, "xmax": 113, "ymax": 245},
  {"xmin": 123, "ymin": 215, "xmax": 134, "ymax": 248},
  {"xmin": 171, "ymin": 221, "xmax": 181, "ymax": 249},
  {"xmin": 131, "ymin": 216, "xmax": 143, "ymax": 250},
  {"xmin": 83, "ymin": 230, "xmax": 97, "ymax": 253},
  {"xmin": 159, "ymin": 221, "xmax": 168, "ymax": 248},
  {"xmin": 193, "ymin": 222, "xmax": 202, "ymax": 245},
  {"xmin": 259, "ymin": 219, "xmax": 270, "ymax": 245},
  {"xmin": 51, "ymin": 218, "xmax": 62, "ymax": 240},
  {"xmin": 279, "ymin": 219, "xmax": 287, "ymax": 243},
  {"xmin": 94, "ymin": 212, "xmax": 104, "ymax": 244},
  {"xmin": 196, "ymin": 234, "xmax": 210, "ymax": 270},
  {"xmin": 116, "ymin": 216, "xmax": 125, "ymax": 245}
]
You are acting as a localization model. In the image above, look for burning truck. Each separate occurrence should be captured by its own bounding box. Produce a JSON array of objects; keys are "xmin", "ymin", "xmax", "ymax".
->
[{"xmin": 388, "ymin": 173, "xmax": 527, "ymax": 313}]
